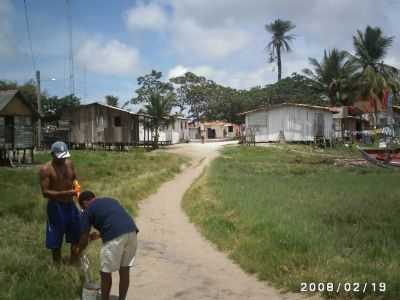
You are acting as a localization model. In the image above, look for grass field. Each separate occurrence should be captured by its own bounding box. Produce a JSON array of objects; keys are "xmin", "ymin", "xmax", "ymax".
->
[
  {"xmin": 183, "ymin": 145, "xmax": 400, "ymax": 300},
  {"xmin": 0, "ymin": 149, "xmax": 187, "ymax": 300}
]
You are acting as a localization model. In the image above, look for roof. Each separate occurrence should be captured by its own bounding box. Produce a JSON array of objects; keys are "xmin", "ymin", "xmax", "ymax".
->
[
  {"xmin": 0, "ymin": 89, "xmax": 39, "ymax": 116},
  {"xmin": 81, "ymin": 102, "xmax": 188, "ymax": 119},
  {"xmin": 0, "ymin": 90, "xmax": 19, "ymax": 111},
  {"xmin": 238, "ymin": 103, "xmax": 333, "ymax": 115},
  {"xmin": 82, "ymin": 102, "xmax": 152, "ymax": 117}
]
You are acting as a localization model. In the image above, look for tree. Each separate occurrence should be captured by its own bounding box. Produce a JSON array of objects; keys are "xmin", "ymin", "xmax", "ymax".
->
[
  {"xmin": 303, "ymin": 49, "xmax": 357, "ymax": 106},
  {"xmin": 170, "ymin": 72, "xmax": 214, "ymax": 121},
  {"xmin": 265, "ymin": 19, "xmax": 296, "ymax": 81},
  {"xmin": 41, "ymin": 94, "xmax": 80, "ymax": 122},
  {"xmin": 350, "ymin": 26, "xmax": 400, "ymax": 127},
  {"xmin": 144, "ymin": 92, "xmax": 175, "ymax": 149},
  {"xmin": 105, "ymin": 95, "xmax": 119, "ymax": 107},
  {"xmin": 132, "ymin": 70, "xmax": 176, "ymax": 149}
]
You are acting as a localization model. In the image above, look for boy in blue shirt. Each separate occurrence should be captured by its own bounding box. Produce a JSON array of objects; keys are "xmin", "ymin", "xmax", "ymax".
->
[{"xmin": 77, "ymin": 191, "xmax": 139, "ymax": 300}]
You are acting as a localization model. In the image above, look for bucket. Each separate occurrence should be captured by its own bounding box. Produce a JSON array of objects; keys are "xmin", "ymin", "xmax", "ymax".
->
[{"xmin": 82, "ymin": 281, "xmax": 101, "ymax": 300}]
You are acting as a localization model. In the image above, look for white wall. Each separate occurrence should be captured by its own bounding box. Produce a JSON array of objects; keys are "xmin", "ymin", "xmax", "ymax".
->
[{"xmin": 246, "ymin": 106, "xmax": 333, "ymax": 142}]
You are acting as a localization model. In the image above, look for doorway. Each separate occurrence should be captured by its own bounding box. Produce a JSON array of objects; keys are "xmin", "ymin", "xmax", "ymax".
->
[{"xmin": 207, "ymin": 128, "xmax": 216, "ymax": 139}]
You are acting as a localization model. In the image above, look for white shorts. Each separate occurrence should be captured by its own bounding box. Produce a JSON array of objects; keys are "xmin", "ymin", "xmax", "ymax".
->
[{"xmin": 100, "ymin": 231, "xmax": 138, "ymax": 273}]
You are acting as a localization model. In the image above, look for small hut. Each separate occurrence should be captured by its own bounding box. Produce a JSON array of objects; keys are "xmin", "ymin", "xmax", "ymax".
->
[
  {"xmin": 0, "ymin": 90, "xmax": 38, "ymax": 164},
  {"xmin": 60, "ymin": 102, "xmax": 152, "ymax": 150},
  {"xmin": 240, "ymin": 103, "xmax": 333, "ymax": 143}
]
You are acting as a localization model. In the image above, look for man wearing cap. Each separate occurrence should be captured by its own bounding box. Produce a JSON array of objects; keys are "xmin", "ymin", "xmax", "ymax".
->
[{"xmin": 39, "ymin": 141, "xmax": 81, "ymax": 264}]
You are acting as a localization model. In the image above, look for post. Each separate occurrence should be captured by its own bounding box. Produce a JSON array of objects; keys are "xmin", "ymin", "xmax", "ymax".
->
[{"xmin": 36, "ymin": 70, "xmax": 42, "ymax": 149}]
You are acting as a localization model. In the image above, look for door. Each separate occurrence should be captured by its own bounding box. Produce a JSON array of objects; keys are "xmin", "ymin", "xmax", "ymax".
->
[
  {"xmin": 207, "ymin": 128, "xmax": 216, "ymax": 139},
  {"xmin": 5, "ymin": 116, "xmax": 14, "ymax": 147}
]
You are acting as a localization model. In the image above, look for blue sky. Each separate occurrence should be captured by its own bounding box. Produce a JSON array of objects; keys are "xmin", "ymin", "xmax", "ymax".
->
[{"xmin": 1, "ymin": 0, "xmax": 399, "ymax": 111}]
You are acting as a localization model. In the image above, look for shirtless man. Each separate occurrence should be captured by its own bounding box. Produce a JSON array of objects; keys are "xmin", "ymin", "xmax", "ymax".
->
[{"xmin": 39, "ymin": 141, "xmax": 80, "ymax": 264}]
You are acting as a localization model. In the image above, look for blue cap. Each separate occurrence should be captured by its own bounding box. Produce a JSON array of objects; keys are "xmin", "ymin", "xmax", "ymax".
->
[{"xmin": 51, "ymin": 141, "xmax": 71, "ymax": 159}]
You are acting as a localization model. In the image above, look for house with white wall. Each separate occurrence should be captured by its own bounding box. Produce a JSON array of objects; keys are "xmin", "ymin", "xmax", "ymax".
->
[{"xmin": 240, "ymin": 103, "xmax": 333, "ymax": 143}]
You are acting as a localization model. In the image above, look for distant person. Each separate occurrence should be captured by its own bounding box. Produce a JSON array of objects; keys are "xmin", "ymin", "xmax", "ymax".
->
[
  {"xmin": 77, "ymin": 191, "xmax": 139, "ymax": 300},
  {"xmin": 39, "ymin": 141, "xmax": 81, "ymax": 264}
]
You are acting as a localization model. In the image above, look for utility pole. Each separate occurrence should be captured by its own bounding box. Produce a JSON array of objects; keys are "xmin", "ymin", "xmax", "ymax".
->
[{"xmin": 36, "ymin": 70, "xmax": 42, "ymax": 149}]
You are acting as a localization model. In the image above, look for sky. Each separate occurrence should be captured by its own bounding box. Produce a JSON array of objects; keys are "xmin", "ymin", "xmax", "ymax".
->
[{"xmin": 1, "ymin": 0, "xmax": 400, "ymax": 111}]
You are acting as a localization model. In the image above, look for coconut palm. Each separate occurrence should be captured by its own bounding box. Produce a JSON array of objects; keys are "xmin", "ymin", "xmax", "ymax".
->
[
  {"xmin": 145, "ymin": 92, "xmax": 174, "ymax": 149},
  {"xmin": 303, "ymin": 49, "xmax": 357, "ymax": 106},
  {"xmin": 349, "ymin": 26, "xmax": 399, "ymax": 127},
  {"xmin": 265, "ymin": 19, "xmax": 296, "ymax": 81}
]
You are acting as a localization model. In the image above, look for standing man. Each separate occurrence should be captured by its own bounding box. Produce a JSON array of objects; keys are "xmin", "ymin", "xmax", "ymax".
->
[
  {"xmin": 39, "ymin": 141, "xmax": 81, "ymax": 264},
  {"xmin": 77, "ymin": 191, "xmax": 139, "ymax": 300}
]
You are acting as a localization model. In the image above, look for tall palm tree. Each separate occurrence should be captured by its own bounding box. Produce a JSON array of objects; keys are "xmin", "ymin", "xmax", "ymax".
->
[
  {"xmin": 303, "ymin": 49, "xmax": 357, "ymax": 106},
  {"xmin": 349, "ymin": 26, "xmax": 399, "ymax": 128},
  {"xmin": 145, "ymin": 92, "xmax": 174, "ymax": 149},
  {"xmin": 265, "ymin": 19, "xmax": 296, "ymax": 81}
]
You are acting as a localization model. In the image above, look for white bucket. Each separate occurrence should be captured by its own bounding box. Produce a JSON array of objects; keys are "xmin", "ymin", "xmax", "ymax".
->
[{"xmin": 82, "ymin": 282, "xmax": 100, "ymax": 300}]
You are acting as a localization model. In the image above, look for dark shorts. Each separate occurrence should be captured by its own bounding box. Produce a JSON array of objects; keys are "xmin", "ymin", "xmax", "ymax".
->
[{"xmin": 46, "ymin": 200, "xmax": 81, "ymax": 249}]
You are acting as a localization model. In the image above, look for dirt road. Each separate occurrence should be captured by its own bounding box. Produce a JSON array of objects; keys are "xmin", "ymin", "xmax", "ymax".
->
[{"xmin": 111, "ymin": 142, "xmax": 319, "ymax": 300}]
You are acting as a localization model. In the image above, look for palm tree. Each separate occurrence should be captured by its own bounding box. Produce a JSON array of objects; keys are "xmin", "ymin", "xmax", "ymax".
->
[
  {"xmin": 265, "ymin": 19, "xmax": 296, "ymax": 81},
  {"xmin": 303, "ymin": 49, "xmax": 357, "ymax": 106},
  {"xmin": 145, "ymin": 92, "xmax": 174, "ymax": 149},
  {"xmin": 105, "ymin": 95, "xmax": 119, "ymax": 107},
  {"xmin": 349, "ymin": 26, "xmax": 399, "ymax": 128}
]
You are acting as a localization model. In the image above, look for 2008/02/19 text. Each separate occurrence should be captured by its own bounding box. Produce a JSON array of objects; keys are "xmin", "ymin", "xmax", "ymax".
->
[{"xmin": 300, "ymin": 282, "xmax": 386, "ymax": 293}]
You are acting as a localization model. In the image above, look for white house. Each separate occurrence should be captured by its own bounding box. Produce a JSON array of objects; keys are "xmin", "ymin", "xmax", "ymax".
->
[
  {"xmin": 139, "ymin": 115, "xmax": 189, "ymax": 145},
  {"xmin": 241, "ymin": 103, "xmax": 333, "ymax": 143}
]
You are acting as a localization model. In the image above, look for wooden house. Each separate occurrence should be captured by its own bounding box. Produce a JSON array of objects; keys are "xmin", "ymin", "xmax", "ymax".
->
[
  {"xmin": 0, "ymin": 90, "xmax": 38, "ymax": 164},
  {"xmin": 240, "ymin": 103, "xmax": 333, "ymax": 143},
  {"xmin": 60, "ymin": 103, "xmax": 153, "ymax": 149}
]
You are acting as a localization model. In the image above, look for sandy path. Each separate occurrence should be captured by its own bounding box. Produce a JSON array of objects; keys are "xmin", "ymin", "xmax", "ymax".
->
[{"xmin": 111, "ymin": 142, "xmax": 320, "ymax": 300}]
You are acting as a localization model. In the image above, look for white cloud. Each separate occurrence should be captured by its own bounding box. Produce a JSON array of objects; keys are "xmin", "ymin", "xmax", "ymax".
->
[
  {"xmin": 76, "ymin": 39, "xmax": 140, "ymax": 75},
  {"xmin": 0, "ymin": 0, "xmax": 15, "ymax": 59},
  {"xmin": 167, "ymin": 64, "xmax": 274, "ymax": 89},
  {"xmin": 124, "ymin": 1, "xmax": 167, "ymax": 31},
  {"xmin": 173, "ymin": 18, "xmax": 252, "ymax": 59}
]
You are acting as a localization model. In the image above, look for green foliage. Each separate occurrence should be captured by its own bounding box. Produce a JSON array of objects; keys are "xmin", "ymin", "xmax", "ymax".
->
[
  {"xmin": 132, "ymin": 70, "xmax": 175, "ymax": 105},
  {"xmin": 132, "ymin": 70, "xmax": 176, "ymax": 148},
  {"xmin": 265, "ymin": 19, "xmax": 296, "ymax": 81},
  {"xmin": 303, "ymin": 49, "xmax": 358, "ymax": 105},
  {"xmin": 184, "ymin": 145, "xmax": 400, "ymax": 300},
  {"xmin": 0, "ymin": 149, "xmax": 187, "ymax": 300},
  {"xmin": 170, "ymin": 72, "xmax": 214, "ymax": 120},
  {"xmin": 41, "ymin": 94, "xmax": 80, "ymax": 122},
  {"xmin": 105, "ymin": 95, "xmax": 119, "ymax": 107}
]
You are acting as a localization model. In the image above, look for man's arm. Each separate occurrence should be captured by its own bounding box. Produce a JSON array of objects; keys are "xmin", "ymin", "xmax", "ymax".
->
[
  {"xmin": 39, "ymin": 166, "xmax": 77, "ymax": 201},
  {"xmin": 78, "ymin": 230, "xmax": 90, "ymax": 254},
  {"xmin": 69, "ymin": 160, "xmax": 77, "ymax": 181}
]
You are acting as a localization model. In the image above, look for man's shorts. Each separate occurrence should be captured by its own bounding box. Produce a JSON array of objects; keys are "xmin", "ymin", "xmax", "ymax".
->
[
  {"xmin": 46, "ymin": 200, "xmax": 81, "ymax": 249},
  {"xmin": 100, "ymin": 231, "xmax": 138, "ymax": 273}
]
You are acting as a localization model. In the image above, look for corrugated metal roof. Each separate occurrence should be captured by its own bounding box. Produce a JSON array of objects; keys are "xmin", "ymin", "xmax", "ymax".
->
[
  {"xmin": 238, "ymin": 103, "xmax": 333, "ymax": 115},
  {"xmin": 0, "ymin": 90, "xmax": 18, "ymax": 112}
]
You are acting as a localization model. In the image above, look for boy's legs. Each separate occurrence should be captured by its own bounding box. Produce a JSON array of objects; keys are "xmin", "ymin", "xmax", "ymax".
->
[
  {"xmin": 101, "ymin": 272, "xmax": 112, "ymax": 300},
  {"xmin": 119, "ymin": 267, "xmax": 130, "ymax": 300}
]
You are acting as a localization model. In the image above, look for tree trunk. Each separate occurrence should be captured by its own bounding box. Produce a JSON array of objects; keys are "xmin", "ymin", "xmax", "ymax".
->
[
  {"xmin": 373, "ymin": 98, "xmax": 378, "ymax": 129},
  {"xmin": 153, "ymin": 127, "xmax": 159, "ymax": 150},
  {"xmin": 277, "ymin": 46, "xmax": 282, "ymax": 81}
]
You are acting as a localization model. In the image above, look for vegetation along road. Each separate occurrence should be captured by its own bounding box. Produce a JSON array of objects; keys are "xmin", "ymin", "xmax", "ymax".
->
[
  {"xmin": 112, "ymin": 142, "xmax": 318, "ymax": 300},
  {"xmin": 184, "ymin": 144, "xmax": 400, "ymax": 300}
]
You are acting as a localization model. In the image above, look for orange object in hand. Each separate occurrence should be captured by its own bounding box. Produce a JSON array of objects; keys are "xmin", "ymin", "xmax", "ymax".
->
[{"xmin": 73, "ymin": 180, "xmax": 81, "ymax": 198}]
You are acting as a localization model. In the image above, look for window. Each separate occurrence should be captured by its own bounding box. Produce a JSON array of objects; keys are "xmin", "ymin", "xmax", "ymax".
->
[
  {"xmin": 181, "ymin": 121, "xmax": 183, "ymax": 130},
  {"xmin": 114, "ymin": 116, "xmax": 121, "ymax": 127},
  {"xmin": 228, "ymin": 126, "xmax": 233, "ymax": 133}
]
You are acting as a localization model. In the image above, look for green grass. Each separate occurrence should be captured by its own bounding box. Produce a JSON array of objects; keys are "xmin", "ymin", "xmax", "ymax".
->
[
  {"xmin": 0, "ymin": 149, "xmax": 187, "ymax": 300},
  {"xmin": 183, "ymin": 145, "xmax": 400, "ymax": 300}
]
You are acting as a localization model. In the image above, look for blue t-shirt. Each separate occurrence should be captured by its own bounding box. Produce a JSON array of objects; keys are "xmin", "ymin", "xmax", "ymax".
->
[{"xmin": 81, "ymin": 197, "xmax": 139, "ymax": 243}]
